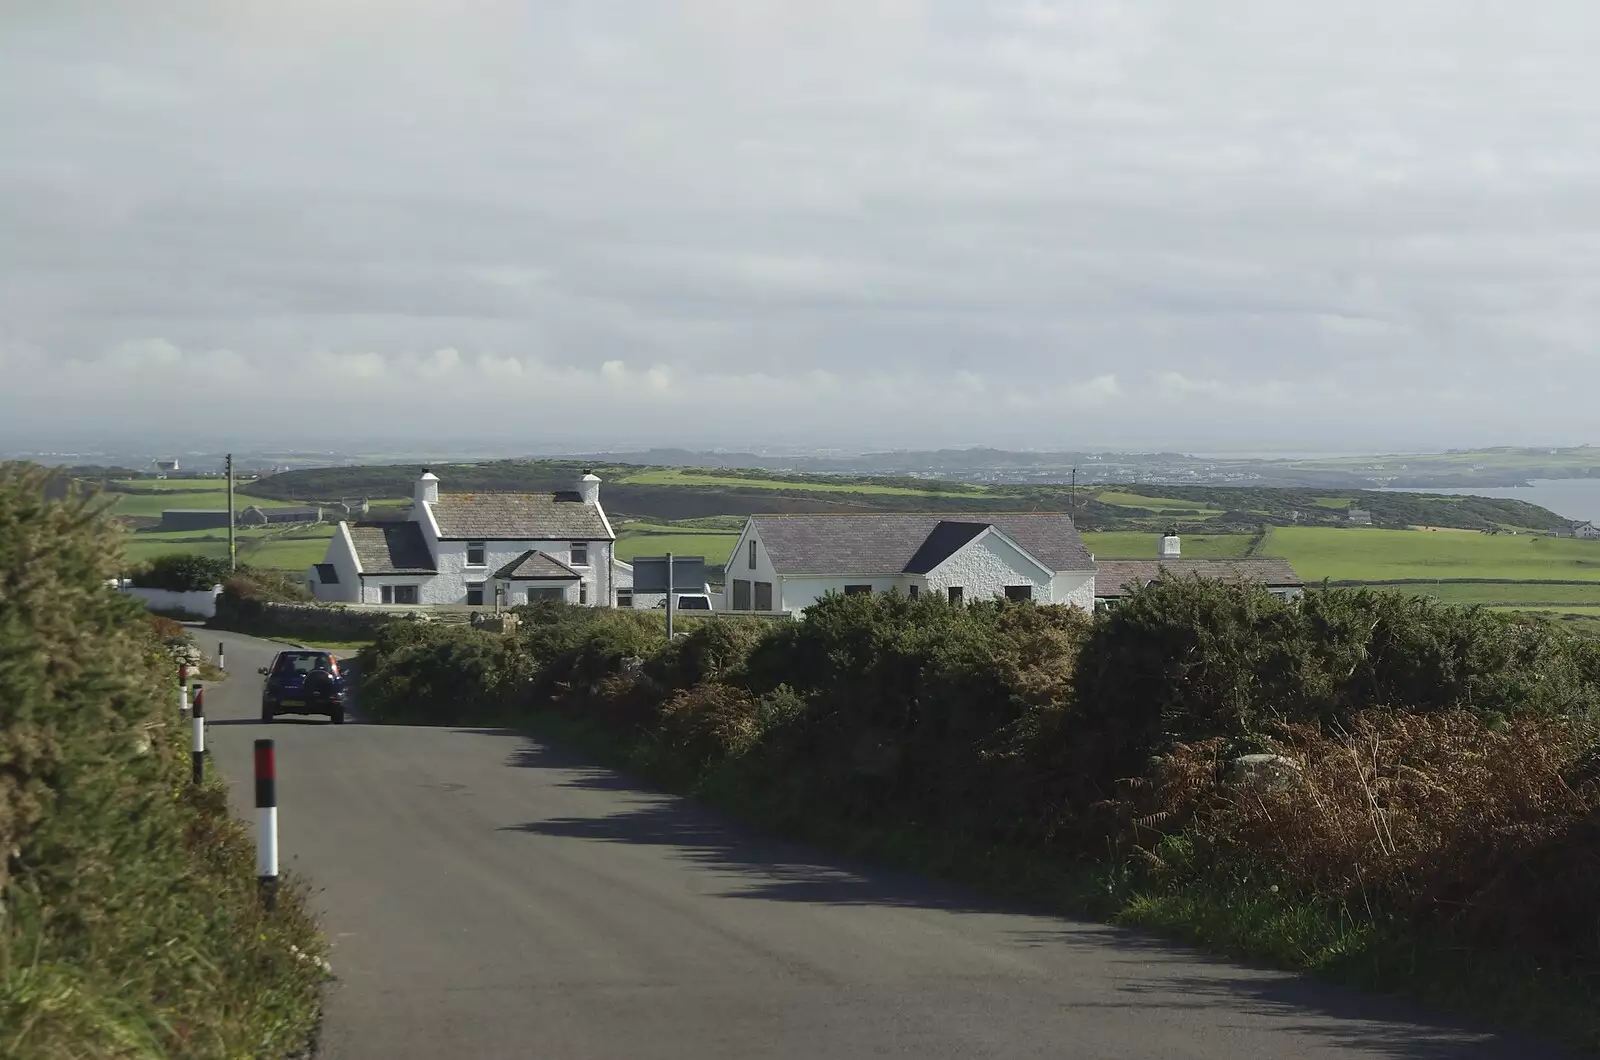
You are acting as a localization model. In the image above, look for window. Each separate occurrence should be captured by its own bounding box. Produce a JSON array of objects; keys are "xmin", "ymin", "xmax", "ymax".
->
[
  {"xmin": 579, "ymin": 584, "xmax": 588, "ymax": 605},
  {"xmin": 732, "ymin": 579, "xmax": 752, "ymax": 610},
  {"xmin": 466, "ymin": 583, "xmax": 484, "ymax": 606},
  {"xmin": 1004, "ymin": 585, "xmax": 1033, "ymax": 602},
  {"xmin": 947, "ymin": 586, "xmax": 963, "ymax": 605},
  {"xmin": 748, "ymin": 540, "xmax": 757, "ymax": 570},
  {"xmin": 844, "ymin": 584, "xmax": 872, "ymax": 596},
  {"xmin": 754, "ymin": 581, "xmax": 773, "ymax": 611},
  {"xmin": 394, "ymin": 585, "xmax": 418, "ymax": 605},
  {"xmin": 466, "ymin": 541, "xmax": 486, "ymax": 567},
  {"xmin": 908, "ymin": 584, "xmax": 919, "ymax": 600},
  {"xmin": 617, "ymin": 591, "xmax": 633, "ymax": 608},
  {"xmin": 570, "ymin": 542, "xmax": 589, "ymax": 566},
  {"xmin": 527, "ymin": 587, "xmax": 564, "ymax": 602},
  {"xmin": 380, "ymin": 585, "xmax": 393, "ymax": 604}
]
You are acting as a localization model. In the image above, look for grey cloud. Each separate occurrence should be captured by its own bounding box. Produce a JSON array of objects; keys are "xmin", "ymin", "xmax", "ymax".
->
[{"xmin": 2, "ymin": 0, "xmax": 1599, "ymax": 451}]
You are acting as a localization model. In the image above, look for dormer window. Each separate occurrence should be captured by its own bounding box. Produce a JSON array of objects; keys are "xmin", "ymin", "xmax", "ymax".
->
[
  {"xmin": 466, "ymin": 541, "xmax": 486, "ymax": 567},
  {"xmin": 570, "ymin": 542, "xmax": 589, "ymax": 567}
]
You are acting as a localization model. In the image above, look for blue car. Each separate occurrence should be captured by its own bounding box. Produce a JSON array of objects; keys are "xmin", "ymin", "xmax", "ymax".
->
[{"xmin": 260, "ymin": 650, "xmax": 347, "ymax": 724}]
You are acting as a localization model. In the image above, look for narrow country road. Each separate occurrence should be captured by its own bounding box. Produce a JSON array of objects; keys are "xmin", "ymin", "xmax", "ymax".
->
[{"xmin": 202, "ymin": 630, "xmax": 1577, "ymax": 1060}]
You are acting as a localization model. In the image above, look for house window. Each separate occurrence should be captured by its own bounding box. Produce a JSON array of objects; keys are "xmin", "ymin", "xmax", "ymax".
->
[
  {"xmin": 748, "ymin": 540, "xmax": 757, "ymax": 569},
  {"xmin": 844, "ymin": 584, "xmax": 872, "ymax": 596},
  {"xmin": 617, "ymin": 591, "xmax": 633, "ymax": 609},
  {"xmin": 732, "ymin": 579, "xmax": 752, "ymax": 610},
  {"xmin": 754, "ymin": 581, "xmax": 773, "ymax": 611},
  {"xmin": 1004, "ymin": 585, "xmax": 1033, "ymax": 602},
  {"xmin": 380, "ymin": 585, "xmax": 393, "ymax": 604},
  {"xmin": 570, "ymin": 542, "xmax": 589, "ymax": 566},
  {"xmin": 394, "ymin": 585, "xmax": 418, "ymax": 605},
  {"xmin": 579, "ymin": 584, "xmax": 588, "ymax": 605},
  {"xmin": 908, "ymin": 584, "xmax": 919, "ymax": 600},
  {"xmin": 527, "ymin": 587, "xmax": 564, "ymax": 602},
  {"xmin": 466, "ymin": 583, "xmax": 485, "ymax": 607},
  {"xmin": 947, "ymin": 586, "xmax": 963, "ymax": 605},
  {"xmin": 466, "ymin": 541, "xmax": 486, "ymax": 567}
]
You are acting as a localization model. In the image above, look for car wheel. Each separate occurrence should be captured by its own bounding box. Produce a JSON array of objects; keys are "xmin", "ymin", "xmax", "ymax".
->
[{"xmin": 332, "ymin": 706, "xmax": 345, "ymax": 725}]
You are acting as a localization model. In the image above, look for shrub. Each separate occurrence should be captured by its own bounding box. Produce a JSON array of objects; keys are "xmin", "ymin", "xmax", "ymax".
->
[
  {"xmin": 129, "ymin": 553, "xmax": 231, "ymax": 591},
  {"xmin": 1153, "ymin": 711, "xmax": 1600, "ymax": 975},
  {"xmin": 359, "ymin": 624, "xmax": 534, "ymax": 725},
  {"xmin": 0, "ymin": 462, "xmax": 323, "ymax": 1057}
]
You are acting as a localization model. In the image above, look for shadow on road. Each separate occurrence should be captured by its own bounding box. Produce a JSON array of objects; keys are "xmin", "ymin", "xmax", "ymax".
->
[
  {"xmin": 210, "ymin": 718, "xmax": 341, "ymax": 727},
  {"xmin": 481, "ymin": 729, "xmax": 1573, "ymax": 1060}
]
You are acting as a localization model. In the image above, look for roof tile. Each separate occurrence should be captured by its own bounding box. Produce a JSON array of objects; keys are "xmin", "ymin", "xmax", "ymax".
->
[
  {"xmin": 347, "ymin": 522, "xmax": 436, "ymax": 574},
  {"xmin": 431, "ymin": 493, "xmax": 611, "ymax": 540},
  {"xmin": 750, "ymin": 513, "xmax": 1094, "ymax": 575}
]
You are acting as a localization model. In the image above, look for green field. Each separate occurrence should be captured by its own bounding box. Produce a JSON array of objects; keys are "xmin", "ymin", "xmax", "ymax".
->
[
  {"xmin": 616, "ymin": 532, "xmax": 740, "ymax": 565},
  {"xmin": 1382, "ymin": 582, "xmax": 1600, "ymax": 606},
  {"xmin": 1095, "ymin": 491, "xmax": 1223, "ymax": 515},
  {"xmin": 615, "ymin": 520, "xmax": 736, "ymax": 535},
  {"xmin": 1080, "ymin": 531, "xmax": 1255, "ymax": 559},
  {"xmin": 1265, "ymin": 526, "xmax": 1600, "ymax": 582},
  {"xmin": 118, "ymin": 524, "xmax": 335, "ymax": 570},
  {"xmin": 618, "ymin": 468, "xmax": 983, "ymax": 497},
  {"xmin": 100, "ymin": 489, "xmax": 304, "ymax": 519}
]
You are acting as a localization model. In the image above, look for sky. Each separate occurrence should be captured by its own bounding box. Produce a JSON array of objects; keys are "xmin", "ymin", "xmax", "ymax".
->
[{"xmin": 2, "ymin": 1, "xmax": 1598, "ymax": 454}]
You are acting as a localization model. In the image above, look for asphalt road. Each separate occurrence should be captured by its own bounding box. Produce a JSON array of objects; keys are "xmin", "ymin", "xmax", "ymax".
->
[{"xmin": 202, "ymin": 629, "xmax": 1578, "ymax": 1060}]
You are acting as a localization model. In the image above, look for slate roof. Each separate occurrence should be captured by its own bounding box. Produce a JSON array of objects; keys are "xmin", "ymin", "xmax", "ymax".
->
[
  {"xmin": 749, "ymin": 513, "xmax": 1094, "ymax": 575},
  {"xmin": 493, "ymin": 550, "xmax": 581, "ymax": 581},
  {"xmin": 430, "ymin": 493, "xmax": 612, "ymax": 540},
  {"xmin": 1094, "ymin": 558, "xmax": 1303, "ymax": 598},
  {"xmin": 347, "ymin": 521, "xmax": 437, "ymax": 575}
]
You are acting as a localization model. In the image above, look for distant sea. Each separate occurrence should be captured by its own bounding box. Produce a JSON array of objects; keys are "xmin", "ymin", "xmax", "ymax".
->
[{"xmin": 1379, "ymin": 479, "xmax": 1600, "ymax": 524}]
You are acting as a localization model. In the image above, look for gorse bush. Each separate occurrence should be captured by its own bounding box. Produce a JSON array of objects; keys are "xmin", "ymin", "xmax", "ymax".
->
[{"xmin": 0, "ymin": 464, "xmax": 323, "ymax": 1058}]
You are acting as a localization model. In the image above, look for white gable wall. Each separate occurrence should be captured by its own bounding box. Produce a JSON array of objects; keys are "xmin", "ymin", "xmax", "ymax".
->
[
  {"xmin": 923, "ymin": 531, "xmax": 1053, "ymax": 602},
  {"xmin": 724, "ymin": 523, "xmax": 784, "ymax": 611},
  {"xmin": 310, "ymin": 522, "xmax": 362, "ymax": 603}
]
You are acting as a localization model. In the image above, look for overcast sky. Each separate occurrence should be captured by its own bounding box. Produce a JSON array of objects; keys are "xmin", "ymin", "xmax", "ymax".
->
[{"xmin": 2, "ymin": 1, "xmax": 1597, "ymax": 453}]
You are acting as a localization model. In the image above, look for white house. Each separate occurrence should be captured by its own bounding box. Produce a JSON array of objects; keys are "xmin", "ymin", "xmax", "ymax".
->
[
  {"xmin": 722, "ymin": 512, "xmax": 1098, "ymax": 614},
  {"xmin": 1575, "ymin": 521, "xmax": 1600, "ymax": 539},
  {"xmin": 308, "ymin": 469, "xmax": 618, "ymax": 607}
]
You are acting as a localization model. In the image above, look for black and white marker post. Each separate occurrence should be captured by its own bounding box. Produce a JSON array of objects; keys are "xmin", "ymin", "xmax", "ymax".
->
[
  {"xmin": 255, "ymin": 739, "xmax": 279, "ymax": 911},
  {"xmin": 178, "ymin": 663, "xmax": 189, "ymax": 714},
  {"xmin": 190, "ymin": 684, "xmax": 205, "ymax": 784},
  {"xmin": 217, "ymin": 641, "xmax": 226, "ymax": 671}
]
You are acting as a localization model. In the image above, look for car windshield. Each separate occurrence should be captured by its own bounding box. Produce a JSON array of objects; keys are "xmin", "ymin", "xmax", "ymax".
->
[{"xmin": 275, "ymin": 653, "xmax": 335, "ymax": 675}]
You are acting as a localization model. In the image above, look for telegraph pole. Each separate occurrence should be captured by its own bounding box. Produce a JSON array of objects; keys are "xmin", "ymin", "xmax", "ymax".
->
[
  {"xmin": 1071, "ymin": 466, "xmax": 1077, "ymax": 510},
  {"xmin": 226, "ymin": 453, "xmax": 236, "ymax": 571}
]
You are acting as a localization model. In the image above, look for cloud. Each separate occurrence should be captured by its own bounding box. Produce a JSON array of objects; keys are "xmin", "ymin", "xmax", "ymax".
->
[{"xmin": 2, "ymin": 1, "xmax": 1599, "ymax": 452}]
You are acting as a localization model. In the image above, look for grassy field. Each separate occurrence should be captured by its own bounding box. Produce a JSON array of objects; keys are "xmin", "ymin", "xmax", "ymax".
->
[
  {"xmin": 1390, "ymin": 582, "xmax": 1600, "ymax": 606},
  {"xmin": 101, "ymin": 489, "xmax": 305, "ymax": 519},
  {"xmin": 1081, "ymin": 531, "xmax": 1256, "ymax": 559},
  {"xmin": 615, "ymin": 520, "xmax": 737, "ymax": 535},
  {"xmin": 616, "ymin": 531, "xmax": 740, "ymax": 565},
  {"xmin": 1095, "ymin": 490, "xmax": 1223, "ymax": 514},
  {"xmin": 1265, "ymin": 526, "xmax": 1600, "ymax": 583},
  {"xmin": 118, "ymin": 524, "xmax": 335, "ymax": 570},
  {"xmin": 619, "ymin": 468, "xmax": 985, "ymax": 497}
]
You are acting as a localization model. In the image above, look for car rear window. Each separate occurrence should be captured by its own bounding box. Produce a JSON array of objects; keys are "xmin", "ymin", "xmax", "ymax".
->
[{"xmin": 275, "ymin": 653, "xmax": 337, "ymax": 674}]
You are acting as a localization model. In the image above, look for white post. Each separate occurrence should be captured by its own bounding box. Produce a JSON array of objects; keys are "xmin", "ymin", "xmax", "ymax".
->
[
  {"xmin": 255, "ymin": 739, "xmax": 278, "ymax": 910},
  {"xmin": 217, "ymin": 641, "xmax": 226, "ymax": 671},
  {"xmin": 179, "ymin": 663, "xmax": 190, "ymax": 714},
  {"xmin": 191, "ymin": 685, "xmax": 205, "ymax": 784}
]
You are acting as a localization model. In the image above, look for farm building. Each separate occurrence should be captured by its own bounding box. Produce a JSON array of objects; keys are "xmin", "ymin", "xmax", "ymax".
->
[
  {"xmin": 158, "ymin": 509, "xmax": 232, "ymax": 532},
  {"xmin": 1093, "ymin": 532, "xmax": 1304, "ymax": 606}
]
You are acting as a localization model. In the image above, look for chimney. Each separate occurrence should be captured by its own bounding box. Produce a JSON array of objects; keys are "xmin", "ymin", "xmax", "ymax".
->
[
  {"xmin": 577, "ymin": 469, "xmax": 601, "ymax": 506},
  {"xmin": 415, "ymin": 468, "xmax": 440, "ymax": 508},
  {"xmin": 1160, "ymin": 528, "xmax": 1180, "ymax": 559}
]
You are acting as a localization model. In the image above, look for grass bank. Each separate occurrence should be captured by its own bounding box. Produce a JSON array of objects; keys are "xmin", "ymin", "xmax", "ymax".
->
[{"xmin": 1, "ymin": 466, "xmax": 327, "ymax": 1059}]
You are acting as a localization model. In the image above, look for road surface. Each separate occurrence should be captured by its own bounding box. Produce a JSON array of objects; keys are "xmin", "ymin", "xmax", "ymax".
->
[{"xmin": 202, "ymin": 630, "xmax": 1576, "ymax": 1060}]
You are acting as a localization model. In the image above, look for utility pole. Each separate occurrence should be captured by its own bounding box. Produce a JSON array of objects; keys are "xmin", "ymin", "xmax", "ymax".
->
[
  {"xmin": 1071, "ymin": 466, "xmax": 1077, "ymax": 509},
  {"xmin": 226, "ymin": 453, "xmax": 236, "ymax": 571}
]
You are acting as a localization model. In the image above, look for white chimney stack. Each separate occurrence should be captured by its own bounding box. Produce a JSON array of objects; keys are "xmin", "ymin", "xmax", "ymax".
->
[
  {"xmin": 415, "ymin": 468, "xmax": 440, "ymax": 508},
  {"xmin": 577, "ymin": 469, "xmax": 601, "ymax": 506},
  {"xmin": 1160, "ymin": 529, "xmax": 1181, "ymax": 559}
]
